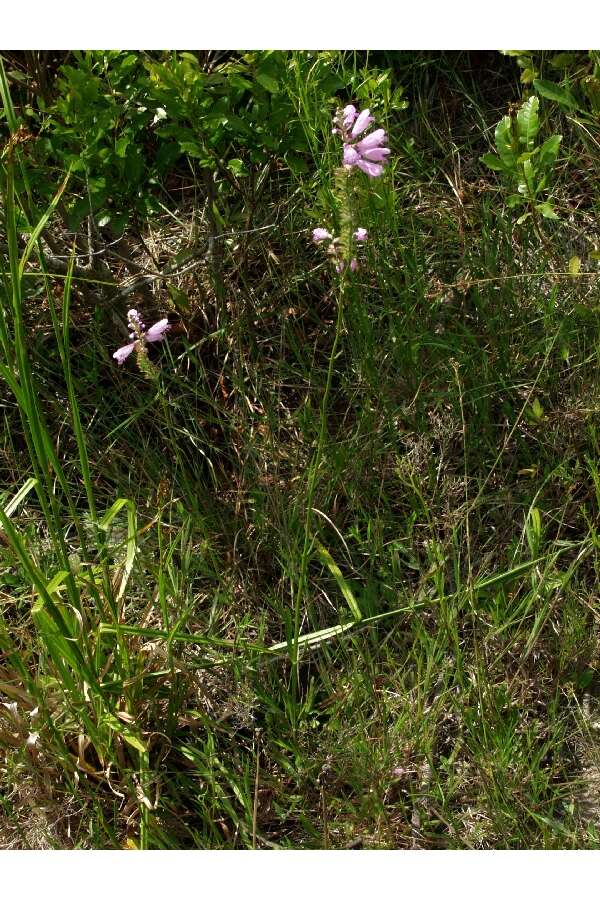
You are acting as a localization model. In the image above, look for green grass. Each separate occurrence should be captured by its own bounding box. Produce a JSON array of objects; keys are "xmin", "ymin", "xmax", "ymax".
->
[{"xmin": 1, "ymin": 49, "xmax": 600, "ymax": 849}]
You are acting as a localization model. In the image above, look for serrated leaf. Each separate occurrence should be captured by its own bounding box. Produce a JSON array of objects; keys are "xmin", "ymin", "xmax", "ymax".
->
[
  {"xmin": 517, "ymin": 96, "xmax": 539, "ymax": 151},
  {"xmin": 495, "ymin": 116, "xmax": 518, "ymax": 169},
  {"xmin": 536, "ymin": 201, "xmax": 559, "ymax": 220},
  {"xmin": 481, "ymin": 152, "xmax": 507, "ymax": 172},
  {"xmin": 533, "ymin": 79, "xmax": 578, "ymax": 110}
]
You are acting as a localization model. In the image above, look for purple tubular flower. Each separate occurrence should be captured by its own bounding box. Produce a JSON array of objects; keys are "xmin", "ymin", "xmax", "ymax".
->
[
  {"xmin": 356, "ymin": 159, "xmax": 384, "ymax": 177},
  {"xmin": 114, "ymin": 309, "xmax": 171, "ymax": 364},
  {"xmin": 351, "ymin": 108, "xmax": 374, "ymax": 136},
  {"xmin": 113, "ymin": 342, "xmax": 137, "ymax": 365},
  {"xmin": 343, "ymin": 104, "xmax": 358, "ymax": 128},
  {"xmin": 313, "ymin": 227, "xmax": 332, "ymax": 243},
  {"xmin": 354, "ymin": 228, "xmax": 368, "ymax": 242},
  {"xmin": 349, "ymin": 258, "xmax": 359, "ymax": 272},
  {"xmin": 336, "ymin": 106, "xmax": 390, "ymax": 178},
  {"xmin": 343, "ymin": 145, "xmax": 359, "ymax": 166},
  {"xmin": 145, "ymin": 318, "xmax": 171, "ymax": 342},
  {"xmin": 362, "ymin": 147, "xmax": 390, "ymax": 162},
  {"xmin": 355, "ymin": 129, "xmax": 387, "ymax": 152}
]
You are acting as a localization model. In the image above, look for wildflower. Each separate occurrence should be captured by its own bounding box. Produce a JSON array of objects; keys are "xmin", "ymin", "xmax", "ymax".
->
[
  {"xmin": 113, "ymin": 308, "xmax": 170, "ymax": 365},
  {"xmin": 342, "ymin": 104, "xmax": 358, "ymax": 128},
  {"xmin": 312, "ymin": 226, "xmax": 366, "ymax": 275},
  {"xmin": 113, "ymin": 342, "xmax": 137, "ymax": 365},
  {"xmin": 333, "ymin": 105, "xmax": 390, "ymax": 178},
  {"xmin": 350, "ymin": 108, "xmax": 374, "ymax": 136},
  {"xmin": 333, "ymin": 257, "xmax": 359, "ymax": 274}
]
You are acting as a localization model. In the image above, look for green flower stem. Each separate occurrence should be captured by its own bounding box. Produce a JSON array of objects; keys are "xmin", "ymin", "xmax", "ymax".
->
[{"xmin": 291, "ymin": 273, "xmax": 347, "ymax": 703}]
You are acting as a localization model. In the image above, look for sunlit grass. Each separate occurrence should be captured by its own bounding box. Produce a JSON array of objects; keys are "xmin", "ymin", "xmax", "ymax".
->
[{"xmin": 1, "ymin": 50, "xmax": 600, "ymax": 849}]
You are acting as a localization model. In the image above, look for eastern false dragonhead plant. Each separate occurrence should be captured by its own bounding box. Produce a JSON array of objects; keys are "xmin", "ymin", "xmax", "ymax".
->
[
  {"xmin": 312, "ymin": 104, "xmax": 389, "ymax": 274},
  {"xmin": 291, "ymin": 104, "xmax": 391, "ymax": 704}
]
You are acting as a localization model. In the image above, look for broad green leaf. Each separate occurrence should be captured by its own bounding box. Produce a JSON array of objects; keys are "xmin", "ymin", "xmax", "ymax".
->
[
  {"xmin": 481, "ymin": 152, "xmax": 507, "ymax": 172},
  {"xmin": 517, "ymin": 150, "xmax": 538, "ymax": 164},
  {"xmin": 538, "ymin": 134, "xmax": 562, "ymax": 170},
  {"xmin": 536, "ymin": 201, "xmax": 559, "ymax": 219},
  {"xmin": 227, "ymin": 158, "xmax": 249, "ymax": 178},
  {"xmin": 518, "ymin": 158, "xmax": 536, "ymax": 197},
  {"xmin": 494, "ymin": 116, "xmax": 518, "ymax": 169},
  {"xmin": 255, "ymin": 72, "xmax": 279, "ymax": 93},
  {"xmin": 550, "ymin": 52, "xmax": 580, "ymax": 69},
  {"xmin": 516, "ymin": 96, "xmax": 539, "ymax": 152},
  {"xmin": 533, "ymin": 79, "xmax": 578, "ymax": 110},
  {"xmin": 520, "ymin": 68, "xmax": 536, "ymax": 85}
]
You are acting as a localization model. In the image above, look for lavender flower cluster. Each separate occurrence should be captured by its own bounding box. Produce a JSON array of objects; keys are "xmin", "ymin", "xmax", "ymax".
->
[
  {"xmin": 333, "ymin": 105, "xmax": 390, "ymax": 178},
  {"xmin": 312, "ymin": 104, "xmax": 389, "ymax": 273},
  {"xmin": 113, "ymin": 309, "xmax": 171, "ymax": 365},
  {"xmin": 312, "ymin": 226, "xmax": 368, "ymax": 273}
]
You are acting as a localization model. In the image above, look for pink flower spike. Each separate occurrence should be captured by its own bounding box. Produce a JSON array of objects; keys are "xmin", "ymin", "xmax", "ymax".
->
[
  {"xmin": 356, "ymin": 158, "xmax": 384, "ymax": 178},
  {"xmin": 335, "ymin": 261, "xmax": 344, "ymax": 274},
  {"xmin": 354, "ymin": 228, "xmax": 368, "ymax": 242},
  {"xmin": 313, "ymin": 228, "xmax": 332, "ymax": 243},
  {"xmin": 113, "ymin": 342, "xmax": 137, "ymax": 365},
  {"xmin": 349, "ymin": 258, "xmax": 359, "ymax": 272},
  {"xmin": 343, "ymin": 104, "xmax": 358, "ymax": 127},
  {"xmin": 343, "ymin": 145, "xmax": 360, "ymax": 166},
  {"xmin": 362, "ymin": 147, "xmax": 391, "ymax": 162},
  {"xmin": 355, "ymin": 129, "xmax": 387, "ymax": 153},
  {"xmin": 145, "ymin": 318, "xmax": 171, "ymax": 342},
  {"xmin": 351, "ymin": 108, "xmax": 374, "ymax": 137}
]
